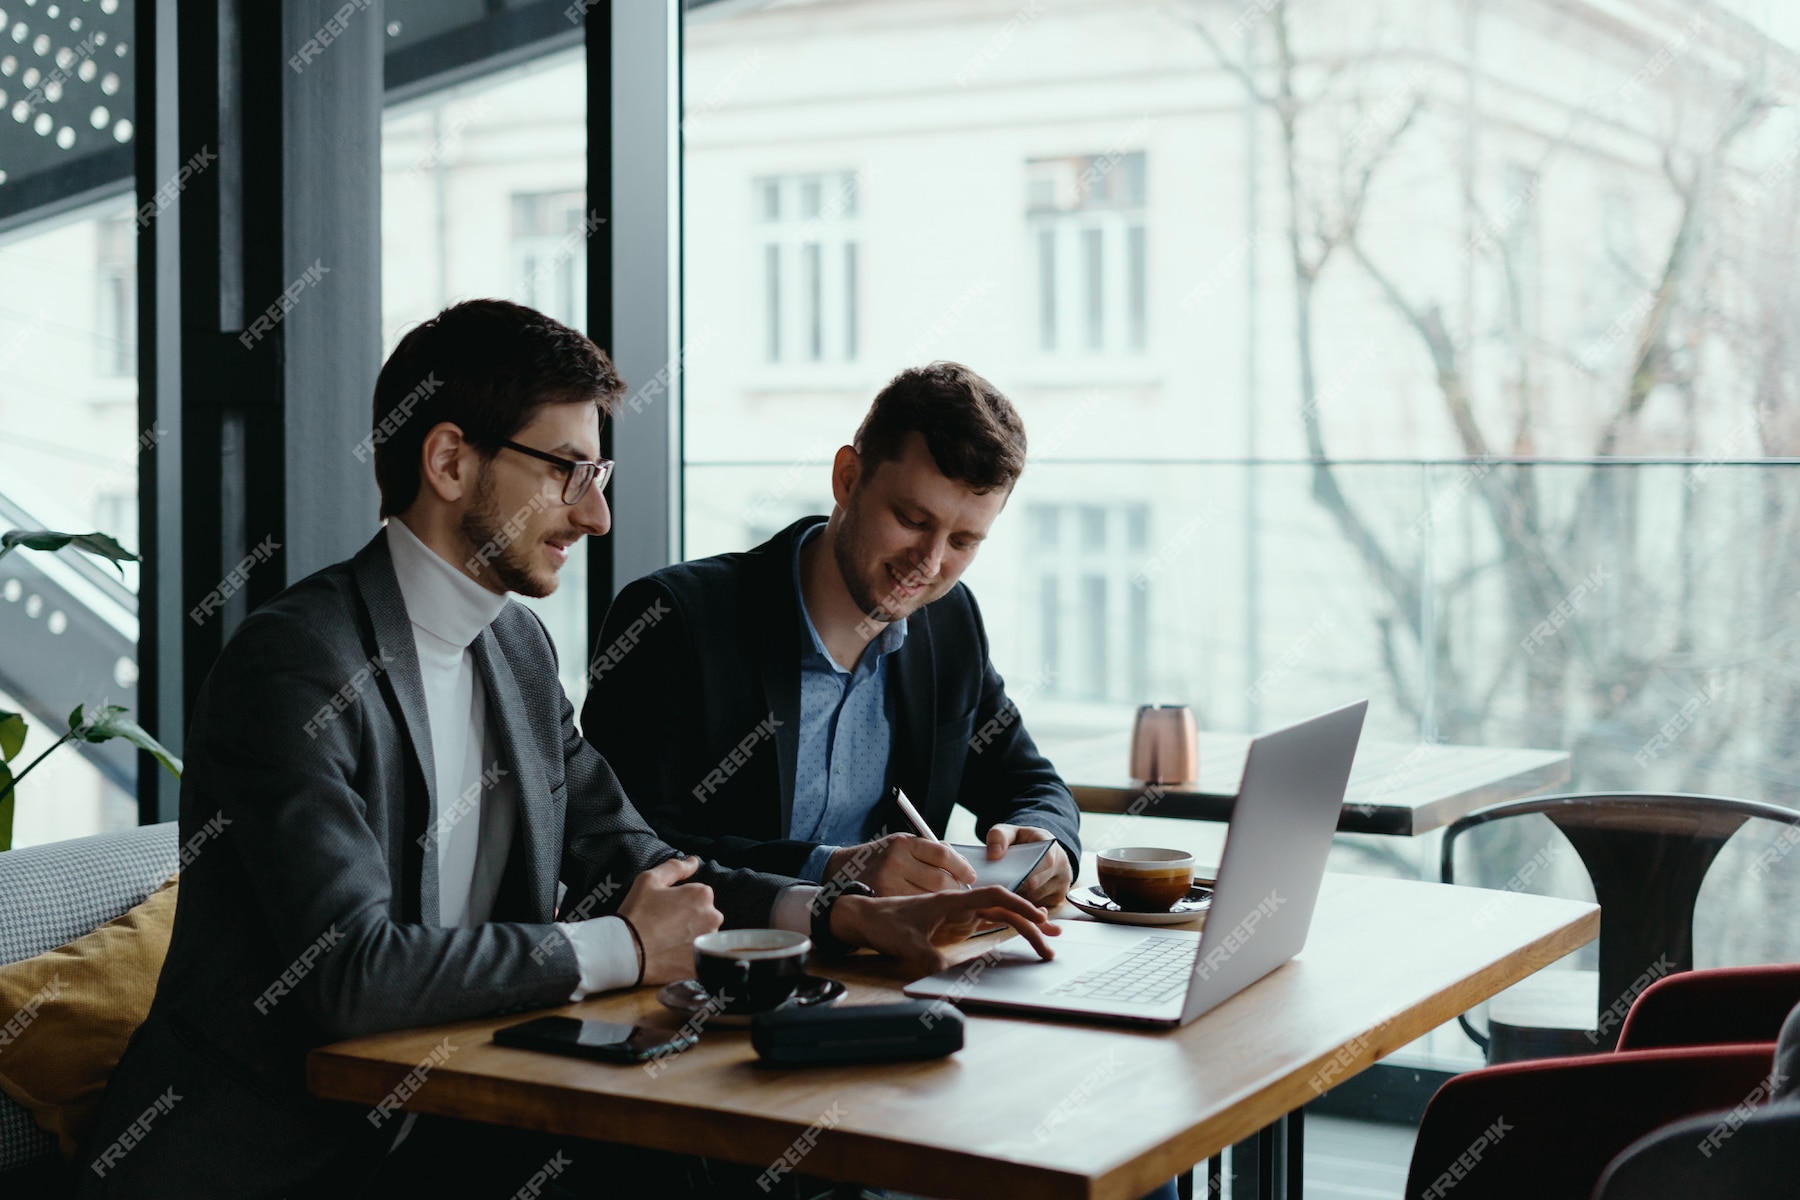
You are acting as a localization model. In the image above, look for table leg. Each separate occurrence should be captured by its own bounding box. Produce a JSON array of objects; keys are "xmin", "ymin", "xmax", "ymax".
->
[
  {"xmin": 1551, "ymin": 821, "xmax": 1740, "ymax": 1050},
  {"xmin": 1178, "ymin": 1154, "xmax": 1226, "ymax": 1198},
  {"xmin": 1230, "ymin": 1108, "xmax": 1304, "ymax": 1200}
]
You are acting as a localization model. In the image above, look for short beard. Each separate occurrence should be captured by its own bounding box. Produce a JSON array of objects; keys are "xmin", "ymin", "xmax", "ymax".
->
[
  {"xmin": 831, "ymin": 516, "xmax": 887, "ymax": 622},
  {"xmin": 831, "ymin": 499, "xmax": 928, "ymax": 626},
  {"xmin": 460, "ymin": 465, "xmax": 554, "ymax": 598}
]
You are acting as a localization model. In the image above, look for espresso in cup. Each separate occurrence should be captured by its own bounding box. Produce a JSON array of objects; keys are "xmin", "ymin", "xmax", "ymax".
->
[
  {"xmin": 1096, "ymin": 847, "xmax": 1197, "ymax": 913},
  {"xmin": 692, "ymin": 929, "xmax": 811, "ymax": 1015}
]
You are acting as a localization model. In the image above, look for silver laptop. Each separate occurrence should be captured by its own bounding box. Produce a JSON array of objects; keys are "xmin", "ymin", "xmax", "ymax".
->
[{"xmin": 904, "ymin": 700, "xmax": 1367, "ymax": 1027}]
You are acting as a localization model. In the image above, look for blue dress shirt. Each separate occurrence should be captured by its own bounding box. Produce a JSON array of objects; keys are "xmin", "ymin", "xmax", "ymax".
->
[{"xmin": 790, "ymin": 525, "xmax": 907, "ymax": 881}]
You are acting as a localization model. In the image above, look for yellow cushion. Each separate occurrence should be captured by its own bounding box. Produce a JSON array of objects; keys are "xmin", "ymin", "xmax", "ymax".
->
[{"xmin": 0, "ymin": 873, "xmax": 177, "ymax": 1157}]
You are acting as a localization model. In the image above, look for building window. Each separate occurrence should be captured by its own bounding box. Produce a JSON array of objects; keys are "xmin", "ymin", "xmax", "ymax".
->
[
  {"xmin": 1027, "ymin": 151, "xmax": 1147, "ymax": 356},
  {"xmin": 512, "ymin": 191, "xmax": 588, "ymax": 330},
  {"xmin": 1026, "ymin": 501, "xmax": 1150, "ymax": 702},
  {"xmin": 753, "ymin": 171, "xmax": 861, "ymax": 364},
  {"xmin": 96, "ymin": 218, "xmax": 135, "ymax": 378}
]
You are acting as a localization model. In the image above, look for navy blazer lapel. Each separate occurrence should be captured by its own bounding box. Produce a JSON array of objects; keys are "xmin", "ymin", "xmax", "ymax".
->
[
  {"xmin": 889, "ymin": 602, "xmax": 938, "ymax": 821},
  {"xmin": 470, "ymin": 629, "xmax": 554, "ymax": 914},
  {"xmin": 749, "ymin": 522, "xmax": 812, "ymax": 837},
  {"xmin": 350, "ymin": 531, "xmax": 440, "ymax": 925}
]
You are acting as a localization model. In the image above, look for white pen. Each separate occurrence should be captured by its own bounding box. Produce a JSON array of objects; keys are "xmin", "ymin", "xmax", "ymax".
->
[
  {"xmin": 894, "ymin": 788, "xmax": 972, "ymax": 889},
  {"xmin": 894, "ymin": 787, "xmax": 937, "ymax": 841}
]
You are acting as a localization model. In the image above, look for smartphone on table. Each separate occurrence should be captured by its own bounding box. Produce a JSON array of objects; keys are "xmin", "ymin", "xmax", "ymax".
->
[{"xmin": 493, "ymin": 1016, "xmax": 697, "ymax": 1064}]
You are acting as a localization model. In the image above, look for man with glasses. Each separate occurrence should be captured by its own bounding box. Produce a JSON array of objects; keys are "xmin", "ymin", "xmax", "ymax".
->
[{"xmin": 81, "ymin": 300, "xmax": 1057, "ymax": 1200}]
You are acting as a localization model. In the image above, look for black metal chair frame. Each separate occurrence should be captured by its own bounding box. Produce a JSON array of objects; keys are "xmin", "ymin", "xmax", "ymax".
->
[{"xmin": 1440, "ymin": 792, "xmax": 1800, "ymax": 1053}]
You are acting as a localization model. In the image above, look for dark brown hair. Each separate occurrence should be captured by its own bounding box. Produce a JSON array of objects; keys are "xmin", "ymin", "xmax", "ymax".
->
[
  {"xmin": 371, "ymin": 299, "xmax": 625, "ymax": 517},
  {"xmin": 853, "ymin": 362, "xmax": 1027, "ymax": 492}
]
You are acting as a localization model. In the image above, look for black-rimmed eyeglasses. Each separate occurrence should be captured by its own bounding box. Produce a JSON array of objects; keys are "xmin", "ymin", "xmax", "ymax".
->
[{"xmin": 498, "ymin": 440, "xmax": 614, "ymax": 505}]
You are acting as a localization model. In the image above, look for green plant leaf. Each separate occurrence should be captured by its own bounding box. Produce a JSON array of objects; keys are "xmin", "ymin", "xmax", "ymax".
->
[
  {"xmin": 67, "ymin": 705, "xmax": 183, "ymax": 778},
  {"xmin": 0, "ymin": 709, "xmax": 24, "ymax": 763},
  {"xmin": 66, "ymin": 533, "xmax": 139, "ymax": 568},
  {"xmin": 0, "ymin": 530, "xmax": 140, "ymax": 576},
  {"xmin": 1, "ymin": 530, "xmax": 76, "ymax": 552},
  {"xmin": 0, "ymin": 761, "xmax": 13, "ymax": 853}
]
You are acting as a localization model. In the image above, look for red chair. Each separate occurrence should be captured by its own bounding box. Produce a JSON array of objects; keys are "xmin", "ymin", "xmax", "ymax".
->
[
  {"xmin": 1592, "ymin": 986, "xmax": 1800, "ymax": 1199},
  {"xmin": 1616, "ymin": 962, "xmax": 1800, "ymax": 1050},
  {"xmin": 1404, "ymin": 964, "xmax": 1800, "ymax": 1200}
]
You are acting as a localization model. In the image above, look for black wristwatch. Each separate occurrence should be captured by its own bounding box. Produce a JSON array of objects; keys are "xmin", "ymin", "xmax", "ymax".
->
[{"xmin": 810, "ymin": 881, "xmax": 874, "ymax": 958}]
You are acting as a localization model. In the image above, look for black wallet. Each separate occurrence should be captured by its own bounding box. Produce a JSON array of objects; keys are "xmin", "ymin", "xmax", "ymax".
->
[{"xmin": 750, "ymin": 1000, "xmax": 963, "ymax": 1066}]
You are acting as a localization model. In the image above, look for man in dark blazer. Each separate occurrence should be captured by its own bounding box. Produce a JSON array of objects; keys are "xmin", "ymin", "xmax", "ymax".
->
[
  {"xmin": 582, "ymin": 363, "xmax": 1080, "ymax": 908},
  {"xmin": 80, "ymin": 304, "xmax": 1055, "ymax": 1200}
]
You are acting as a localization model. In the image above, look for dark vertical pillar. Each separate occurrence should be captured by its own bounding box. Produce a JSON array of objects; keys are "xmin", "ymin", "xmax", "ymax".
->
[
  {"xmin": 139, "ymin": 0, "xmax": 383, "ymax": 812},
  {"xmin": 174, "ymin": 0, "xmax": 231, "ymax": 724},
  {"xmin": 584, "ymin": 2, "xmax": 616, "ymax": 618},
  {"xmin": 275, "ymin": 0, "xmax": 383, "ymax": 581},
  {"xmin": 135, "ymin": 0, "xmax": 184, "ymax": 825},
  {"xmin": 585, "ymin": 0, "xmax": 681, "ymax": 652}
]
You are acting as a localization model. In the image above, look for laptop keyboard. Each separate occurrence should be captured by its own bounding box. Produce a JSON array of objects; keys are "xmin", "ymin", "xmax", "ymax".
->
[{"xmin": 1047, "ymin": 935, "xmax": 1199, "ymax": 1006}]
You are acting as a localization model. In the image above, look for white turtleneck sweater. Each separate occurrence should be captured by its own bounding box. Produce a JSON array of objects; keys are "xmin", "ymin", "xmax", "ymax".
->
[{"xmin": 385, "ymin": 519, "xmax": 816, "ymax": 1001}]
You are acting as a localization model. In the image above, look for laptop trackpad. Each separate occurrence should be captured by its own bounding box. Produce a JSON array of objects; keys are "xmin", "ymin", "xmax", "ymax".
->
[{"xmin": 905, "ymin": 922, "xmax": 1195, "ymax": 999}]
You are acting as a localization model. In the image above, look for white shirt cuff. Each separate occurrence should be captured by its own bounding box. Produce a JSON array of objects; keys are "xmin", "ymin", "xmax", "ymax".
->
[
  {"xmin": 557, "ymin": 916, "xmax": 641, "ymax": 1000},
  {"xmin": 771, "ymin": 883, "xmax": 821, "ymax": 937}
]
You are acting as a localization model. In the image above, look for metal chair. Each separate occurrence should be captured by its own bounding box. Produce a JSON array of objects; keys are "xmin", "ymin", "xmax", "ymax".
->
[{"xmin": 1440, "ymin": 792, "xmax": 1800, "ymax": 1061}]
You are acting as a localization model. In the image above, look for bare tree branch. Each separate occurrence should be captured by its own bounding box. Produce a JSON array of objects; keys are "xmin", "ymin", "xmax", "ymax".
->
[{"xmin": 1188, "ymin": 8, "xmax": 1274, "ymax": 107}]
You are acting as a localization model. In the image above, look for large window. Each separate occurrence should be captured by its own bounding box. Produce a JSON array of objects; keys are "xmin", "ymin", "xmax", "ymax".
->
[
  {"xmin": 381, "ymin": 48, "xmax": 594, "ymax": 708},
  {"xmin": 682, "ymin": 0, "xmax": 1800, "ymax": 807},
  {"xmin": 680, "ymin": 0, "xmax": 1800, "ymax": 1159},
  {"xmin": 0, "ymin": 197, "xmax": 143, "ymax": 847}
]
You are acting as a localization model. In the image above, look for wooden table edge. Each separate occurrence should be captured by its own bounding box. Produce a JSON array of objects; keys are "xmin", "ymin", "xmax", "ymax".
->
[
  {"xmin": 1072, "ymin": 752, "xmax": 1572, "ymax": 836},
  {"xmin": 306, "ymin": 1045, "xmax": 1092, "ymax": 1199},
  {"xmin": 307, "ymin": 902, "xmax": 1600, "ymax": 1200}
]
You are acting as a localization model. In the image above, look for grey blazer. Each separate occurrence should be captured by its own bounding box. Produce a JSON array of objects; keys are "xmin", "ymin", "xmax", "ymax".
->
[{"xmin": 78, "ymin": 532, "xmax": 791, "ymax": 1200}]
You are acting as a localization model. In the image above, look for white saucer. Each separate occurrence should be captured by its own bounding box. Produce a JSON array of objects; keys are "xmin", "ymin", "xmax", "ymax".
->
[
  {"xmin": 656, "ymin": 975, "xmax": 847, "ymax": 1027},
  {"xmin": 1067, "ymin": 883, "xmax": 1212, "ymax": 926}
]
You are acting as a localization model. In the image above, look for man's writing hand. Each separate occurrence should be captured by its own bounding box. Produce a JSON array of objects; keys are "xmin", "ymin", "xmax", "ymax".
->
[{"xmin": 826, "ymin": 833, "xmax": 977, "ymax": 896}]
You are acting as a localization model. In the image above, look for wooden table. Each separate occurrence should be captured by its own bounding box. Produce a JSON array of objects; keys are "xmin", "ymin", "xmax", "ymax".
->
[
  {"xmin": 309, "ymin": 875, "xmax": 1597, "ymax": 1200},
  {"xmin": 1042, "ymin": 731, "xmax": 1570, "ymax": 837}
]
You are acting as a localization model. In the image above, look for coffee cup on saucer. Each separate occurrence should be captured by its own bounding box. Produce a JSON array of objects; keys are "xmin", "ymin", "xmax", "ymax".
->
[
  {"xmin": 692, "ymin": 929, "xmax": 811, "ymax": 1015},
  {"xmin": 1095, "ymin": 847, "xmax": 1197, "ymax": 913}
]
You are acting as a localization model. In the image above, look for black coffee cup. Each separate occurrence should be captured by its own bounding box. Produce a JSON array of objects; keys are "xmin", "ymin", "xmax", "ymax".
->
[{"xmin": 692, "ymin": 929, "xmax": 811, "ymax": 1015}]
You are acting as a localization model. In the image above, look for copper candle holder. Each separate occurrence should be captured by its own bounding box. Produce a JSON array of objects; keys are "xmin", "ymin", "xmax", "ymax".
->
[{"xmin": 1129, "ymin": 704, "xmax": 1199, "ymax": 785}]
